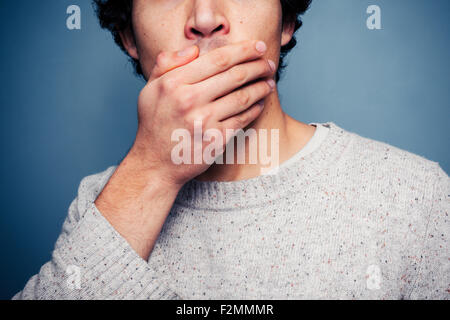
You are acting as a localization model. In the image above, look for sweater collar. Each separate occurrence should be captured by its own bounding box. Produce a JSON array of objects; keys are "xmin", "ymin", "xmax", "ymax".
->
[{"xmin": 174, "ymin": 121, "xmax": 352, "ymax": 211}]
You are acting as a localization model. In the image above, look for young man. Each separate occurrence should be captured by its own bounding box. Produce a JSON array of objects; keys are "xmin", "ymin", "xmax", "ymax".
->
[{"xmin": 14, "ymin": 0, "xmax": 448, "ymax": 299}]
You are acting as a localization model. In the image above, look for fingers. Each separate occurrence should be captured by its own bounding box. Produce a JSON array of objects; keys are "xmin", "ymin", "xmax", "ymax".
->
[
  {"xmin": 210, "ymin": 77, "xmax": 274, "ymax": 122},
  {"xmin": 194, "ymin": 57, "xmax": 276, "ymax": 105},
  {"xmin": 148, "ymin": 45, "xmax": 199, "ymax": 82},
  {"xmin": 218, "ymin": 102, "xmax": 265, "ymax": 144},
  {"xmin": 175, "ymin": 39, "xmax": 268, "ymax": 85}
]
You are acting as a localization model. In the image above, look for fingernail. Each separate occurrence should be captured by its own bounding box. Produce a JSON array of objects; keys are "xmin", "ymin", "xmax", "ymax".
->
[
  {"xmin": 256, "ymin": 41, "xmax": 267, "ymax": 53},
  {"xmin": 267, "ymin": 79, "xmax": 275, "ymax": 90},
  {"xmin": 178, "ymin": 46, "xmax": 194, "ymax": 57},
  {"xmin": 268, "ymin": 59, "xmax": 276, "ymax": 72},
  {"xmin": 256, "ymin": 99, "xmax": 265, "ymax": 108}
]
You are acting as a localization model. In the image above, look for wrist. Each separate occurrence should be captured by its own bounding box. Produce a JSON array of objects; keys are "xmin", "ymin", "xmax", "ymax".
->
[{"xmin": 126, "ymin": 143, "xmax": 184, "ymax": 194}]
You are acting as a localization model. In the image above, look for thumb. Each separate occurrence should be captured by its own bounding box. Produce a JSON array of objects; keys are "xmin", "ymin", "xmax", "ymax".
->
[{"xmin": 149, "ymin": 45, "xmax": 199, "ymax": 81}]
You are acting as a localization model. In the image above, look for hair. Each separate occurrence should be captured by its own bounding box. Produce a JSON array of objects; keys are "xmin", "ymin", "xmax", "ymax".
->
[{"xmin": 92, "ymin": 0, "xmax": 312, "ymax": 83}]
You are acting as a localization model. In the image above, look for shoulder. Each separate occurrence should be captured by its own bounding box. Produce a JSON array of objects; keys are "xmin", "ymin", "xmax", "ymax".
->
[
  {"xmin": 349, "ymin": 128, "xmax": 440, "ymax": 174},
  {"xmin": 342, "ymin": 126, "xmax": 445, "ymax": 188},
  {"xmin": 332, "ymin": 123, "xmax": 448, "ymax": 211}
]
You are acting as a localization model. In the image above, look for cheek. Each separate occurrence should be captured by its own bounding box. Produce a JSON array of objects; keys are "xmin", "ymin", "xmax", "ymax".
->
[
  {"xmin": 233, "ymin": 4, "xmax": 281, "ymax": 38},
  {"xmin": 132, "ymin": 22, "xmax": 164, "ymax": 70}
]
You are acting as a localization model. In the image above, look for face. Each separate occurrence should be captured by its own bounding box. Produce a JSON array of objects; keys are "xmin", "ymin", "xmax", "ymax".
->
[{"xmin": 121, "ymin": 0, "xmax": 295, "ymax": 80}]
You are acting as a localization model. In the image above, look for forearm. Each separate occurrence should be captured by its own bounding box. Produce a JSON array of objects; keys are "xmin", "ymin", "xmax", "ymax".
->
[
  {"xmin": 95, "ymin": 147, "xmax": 182, "ymax": 261},
  {"xmin": 13, "ymin": 202, "xmax": 180, "ymax": 299},
  {"xmin": 13, "ymin": 164, "xmax": 182, "ymax": 299}
]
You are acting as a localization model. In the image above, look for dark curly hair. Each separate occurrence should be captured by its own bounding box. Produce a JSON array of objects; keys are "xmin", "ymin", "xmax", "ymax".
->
[{"xmin": 92, "ymin": 0, "xmax": 312, "ymax": 83}]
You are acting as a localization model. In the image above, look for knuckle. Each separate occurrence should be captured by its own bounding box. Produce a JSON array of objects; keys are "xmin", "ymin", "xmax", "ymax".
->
[
  {"xmin": 156, "ymin": 51, "xmax": 168, "ymax": 67},
  {"xmin": 240, "ymin": 40, "xmax": 252, "ymax": 53},
  {"xmin": 233, "ymin": 115, "xmax": 247, "ymax": 129},
  {"xmin": 235, "ymin": 89, "xmax": 250, "ymax": 106},
  {"xmin": 213, "ymin": 52, "xmax": 230, "ymax": 68},
  {"xmin": 236, "ymin": 41, "xmax": 250, "ymax": 56},
  {"xmin": 160, "ymin": 76, "xmax": 178, "ymax": 93},
  {"xmin": 182, "ymin": 89, "xmax": 197, "ymax": 106},
  {"xmin": 230, "ymin": 67, "xmax": 247, "ymax": 85},
  {"xmin": 176, "ymin": 89, "xmax": 196, "ymax": 112}
]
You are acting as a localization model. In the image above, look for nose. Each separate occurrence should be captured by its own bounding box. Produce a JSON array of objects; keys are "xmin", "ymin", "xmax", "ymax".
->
[{"xmin": 184, "ymin": 1, "xmax": 230, "ymax": 40}]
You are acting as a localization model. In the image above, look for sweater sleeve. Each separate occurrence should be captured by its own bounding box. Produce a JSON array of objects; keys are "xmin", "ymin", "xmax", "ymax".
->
[
  {"xmin": 12, "ymin": 167, "xmax": 180, "ymax": 300},
  {"xmin": 409, "ymin": 163, "xmax": 450, "ymax": 299}
]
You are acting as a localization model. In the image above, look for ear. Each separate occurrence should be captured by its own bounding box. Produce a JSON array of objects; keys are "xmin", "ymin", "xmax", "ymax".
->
[
  {"xmin": 281, "ymin": 19, "xmax": 295, "ymax": 47},
  {"xmin": 119, "ymin": 26, "xmax": 139, "ymax": 60}
]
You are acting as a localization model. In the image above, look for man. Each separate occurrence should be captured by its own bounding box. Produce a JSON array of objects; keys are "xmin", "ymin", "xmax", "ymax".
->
[{"xmin": 14, "ymin": 0, "xmax": 448, "ymax": 299}]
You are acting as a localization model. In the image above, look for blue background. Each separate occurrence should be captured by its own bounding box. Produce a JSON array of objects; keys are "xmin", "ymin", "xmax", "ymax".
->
[{"xmin": 0, "ymin": 0, "xmax": 448, "ymax": 299}]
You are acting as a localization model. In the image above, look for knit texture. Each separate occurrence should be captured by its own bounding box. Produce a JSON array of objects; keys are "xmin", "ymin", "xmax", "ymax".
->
[{"xmin": 13, "ymin": 121, "xmax": 449, "ymax": 299}]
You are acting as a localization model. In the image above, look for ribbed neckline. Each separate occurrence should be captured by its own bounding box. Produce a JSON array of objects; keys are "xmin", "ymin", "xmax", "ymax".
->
[
  {"xmin": 174, "ymin": 121, "xmax": 352, "ymax": 211},
  {"xmin": 262, "ymin": 122, "xmax": 330, "ymax": 175}
]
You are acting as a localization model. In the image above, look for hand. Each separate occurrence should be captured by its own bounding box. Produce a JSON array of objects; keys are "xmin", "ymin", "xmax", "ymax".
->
[{"xmin": 130, "ymin": 39, "xmax": 276, "ymax": 187}]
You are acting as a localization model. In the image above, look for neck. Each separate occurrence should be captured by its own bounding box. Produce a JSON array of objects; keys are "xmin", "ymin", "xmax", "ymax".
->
[{"xmin": 195, "ymin": 88, "xmax": 316, "ymax": 182}]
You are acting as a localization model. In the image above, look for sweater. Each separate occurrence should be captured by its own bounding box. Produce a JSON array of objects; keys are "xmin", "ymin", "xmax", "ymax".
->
[{"xmin": 13, "ymin": 121, "xmax": 449, "ymax": 300}]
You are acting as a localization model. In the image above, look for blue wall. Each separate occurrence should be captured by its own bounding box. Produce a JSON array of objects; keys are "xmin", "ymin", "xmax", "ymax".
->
[{"xmin": 0, "ymin": 0, "xmax": 448, "ymax": 299}]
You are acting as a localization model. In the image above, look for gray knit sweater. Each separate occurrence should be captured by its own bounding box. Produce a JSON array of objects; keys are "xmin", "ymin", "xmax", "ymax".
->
[{"xmin": 13, "ymin": 121, "xmax": 449, "ymax": 299}]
